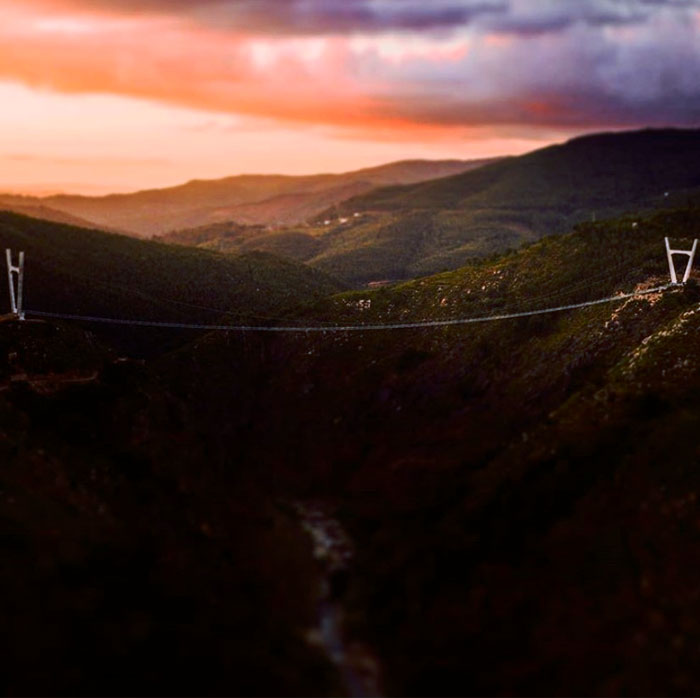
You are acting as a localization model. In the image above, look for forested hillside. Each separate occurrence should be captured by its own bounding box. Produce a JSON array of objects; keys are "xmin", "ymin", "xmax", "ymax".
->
[
  {"xmin": 160, "ymin": 129, "xmax": 700, "ymax": 287},
  {"xmin": 0, "ymin": 211, "xmax": 342, "ymax": 354},
  {"xmin": 3, "ymin": 206, "xmax": 700, "ymax": 695}
]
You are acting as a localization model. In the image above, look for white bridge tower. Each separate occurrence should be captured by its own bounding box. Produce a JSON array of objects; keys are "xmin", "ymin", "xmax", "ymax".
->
[
  {"xmin": 5, "ymin": 249, "xmax": 25, "ymax": 320},
  {"xmin": 665, "ymin": 237, "xmax": 698, "ymax": 285}
]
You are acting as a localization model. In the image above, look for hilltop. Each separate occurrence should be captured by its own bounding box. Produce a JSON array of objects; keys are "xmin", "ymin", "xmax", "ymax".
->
[
  {"xmin": 0, "ymin": 211, "xmax": 342, "ymax": 354},
  {"xmin": 324, "ymin": 128, "xmax": 700, "ymax": 280},
  {"xmin": 0, "ymin": 197, "xmax": 120, "ymax": 231},
  {"xmin": 2, "ymin": 159, "xmax": 496, "ymax": 236},
  {"xmin": 159, "ymin": 129, "xmax": 700, "ymax": 287},
  {"xmin": 339, "ymin": 129, "xmax": 700, "ymax": 214}
]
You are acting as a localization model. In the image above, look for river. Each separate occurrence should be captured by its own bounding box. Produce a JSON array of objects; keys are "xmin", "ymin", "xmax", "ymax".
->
[{"xmin": 291, "ymin": 500, "xmax": 383, "ymax": 698}]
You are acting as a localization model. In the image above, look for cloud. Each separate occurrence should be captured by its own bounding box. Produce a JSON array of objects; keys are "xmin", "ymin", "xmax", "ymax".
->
[
  {"xmin": 200, "ymin": 0, "xmax": 509, "ymax": 35},
  {"xmin": 43, "ymin": 0, "xmax": 509, "ymax": 35},
  {"xmin": 0, "ymin": 0, "xmax": 699, "ymax": 138},
  {"xmin": 480, "ymin": 0, "xmax": 700, "ymax": 37},
  {"xmin": 352, "ymin": 2, "xmax": 700, "ymax": 128},
  {"xmin": 34, "ymin": 0, "xmax": 700, "ymax": 36}
]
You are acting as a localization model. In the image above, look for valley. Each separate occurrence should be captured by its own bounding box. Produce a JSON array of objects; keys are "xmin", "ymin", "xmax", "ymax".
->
[
  {"xmin": 6, "ymin": 0, "xmax": 700, "ymax": 690},
  {"xmin": 3, "ymin": 131, "xmax": 700, "ymax": 695}
]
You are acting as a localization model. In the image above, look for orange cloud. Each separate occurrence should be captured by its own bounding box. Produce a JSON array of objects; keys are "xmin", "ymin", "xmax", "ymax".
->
[
  {"xmin": 2, "ymin": 0, "xmax": 697, "ymax": 195},
  {"xmin": 0, "ymin": 0, "xmax": 457, "ymax": 138},
  {"xmin": 483, "ymin": 32, "xmax": 514, "ymax": 48},
  {"xmin": 4, "ymin": 0, "xmax": 699, "ymax": 140}
]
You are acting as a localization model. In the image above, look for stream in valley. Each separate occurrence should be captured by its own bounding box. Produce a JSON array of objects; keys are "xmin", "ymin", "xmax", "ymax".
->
[{"xmin": 291, "ymin": 500, "xmax": 383, "ymax": 698}]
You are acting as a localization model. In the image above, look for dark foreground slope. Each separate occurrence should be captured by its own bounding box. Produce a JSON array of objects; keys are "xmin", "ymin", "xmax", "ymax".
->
[
  {"xmin": 4, "ymin": 208, "xmax": 700, "ymax": 695},
  {"xmin": 0, "ymin": 214, "xmax": 347, "ymax": 693},
  {"xmin": 0, "ymin": 211, "xmax": 342, "ymax": 354},
  {"xmin": 0, "ymin": 322, "xmax": 338, "ymax": 696},
  {"xmin": 179, "ymin": 207, "xmax": 700, "ymax": 695}
]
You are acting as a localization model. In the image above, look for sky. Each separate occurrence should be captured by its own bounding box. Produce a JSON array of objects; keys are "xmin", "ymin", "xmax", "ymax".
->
[{"xmin": 1, "ymin": 0, "xmax": 699, "ymax": 194}]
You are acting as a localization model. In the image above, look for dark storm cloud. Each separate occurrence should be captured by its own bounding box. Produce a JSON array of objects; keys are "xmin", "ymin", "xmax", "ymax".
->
[
  {"xmin": 73, "ymin": 0, "xmax": 700, "ymax": 36},
  {"xmin": 376, "ymin": 89, "xmax": 700, "ymax": 130},
  {"xmin": 8, "ymin": 0, "xmax": 700, "ymax": 134},
  {"xmin": 81, "ymin": 0, "xmax": 509, "ymax": 35},
  {"xmin": 481, "ymin": 0, "xmax": 700, "ymax": 37},
  {"xmin": 363, "ymin": 3, "xmax": 700, "ymax": 129}
]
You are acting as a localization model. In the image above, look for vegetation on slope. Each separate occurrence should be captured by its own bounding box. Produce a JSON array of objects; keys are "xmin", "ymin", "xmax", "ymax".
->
[
  {"xmin": 159, "ymin": 129, "xmax": 700, "ymax": 287},
  {"xmin": 0, "ymin": 322, "xmax": 338, "ymax": 696},
  {"xmin": 4, "ymin": 206, "xmax": 700, "ymax": 695},
  {"xmin": 0, "ymin": 211, "xmax": 343, "ymax": 354},
  {"xmin": 339, "ymin": 128, "xmax": 700, "ymax": 215},
  {"xmin": 320, "ymin": 128, "xmax": 700, "ymax": 281},
  {"xmin": 181, "ymin": 206, "xmax": 700, "ymax": 695}
]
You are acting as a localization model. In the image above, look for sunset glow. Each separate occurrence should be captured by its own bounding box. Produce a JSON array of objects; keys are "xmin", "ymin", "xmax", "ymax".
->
[{"xmin": 1, "ymin": 0, "xmax": 699, "ymax": 194}]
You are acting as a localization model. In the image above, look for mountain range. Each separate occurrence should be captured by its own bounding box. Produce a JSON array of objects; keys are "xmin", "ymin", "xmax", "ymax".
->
[
  {"xmin": 3, "ymin": 128, "xmax": 700, "ymax": 695},
  {"xmin": 160, "ymin": 128, "xmax": 700, "ymax": 286},
  {"xmin": 6, "ymin": 129, "xmax": 700, "ymax": 290},
  {"xmin": 3, "ymin": 201, "xmax": 700, "ymax": 694},
  {"xmin": 0, "ymin": 159, "xmax": 494, "ymax": 236}
]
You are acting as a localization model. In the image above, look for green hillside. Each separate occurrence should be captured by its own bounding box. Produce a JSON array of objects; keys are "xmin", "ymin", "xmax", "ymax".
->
[
  {"xmin": 0, "ymin": 211, "xmax": 342, "ymax": 353},
  {"xmin": 178, "ymin": 205, "xmax": 700, "ymax": 695},
  {"xmin": 5, "ymin": 206, "xmax": 700, "ymax": 695},
  {"xmin": 160, "ymin": 129, "xmax": 700, "ymax": 287},
  {"xmin": 320, "ymin": 128, "xmax": 700, "ymax": 282},
  {"xmin": 340, "ymin": 129, "xmax": 700, "ymax": 213}
]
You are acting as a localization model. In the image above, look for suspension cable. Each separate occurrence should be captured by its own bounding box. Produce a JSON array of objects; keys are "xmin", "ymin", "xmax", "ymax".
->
[{"xmin": 24, "ymin": 283, "xmax": 675, "ymax": 333}]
